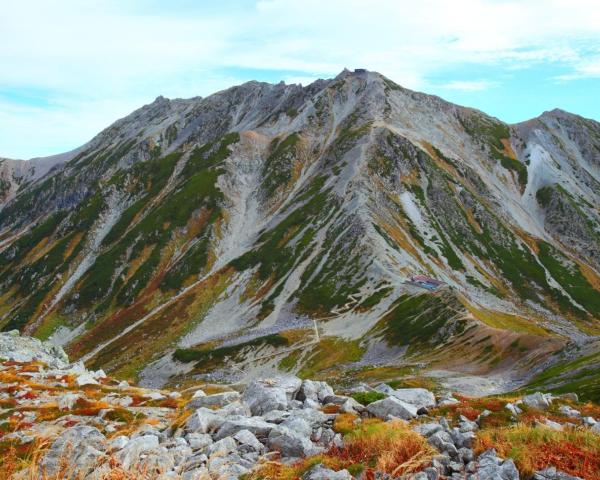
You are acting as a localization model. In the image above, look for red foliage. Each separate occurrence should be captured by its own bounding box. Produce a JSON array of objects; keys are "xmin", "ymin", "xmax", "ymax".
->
[
  {"xmin": 536, "ymin": 441, "xmax": 600, "ymax": 480},
  {"xmin": 456, "ymin": 406, "xmax": 480, "ymax": 421}
]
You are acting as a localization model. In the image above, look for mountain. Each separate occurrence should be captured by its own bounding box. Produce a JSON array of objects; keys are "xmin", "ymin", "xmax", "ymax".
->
[{"xmin": 0, "ymin": 69, "xmax": 598, "ymax": 397}]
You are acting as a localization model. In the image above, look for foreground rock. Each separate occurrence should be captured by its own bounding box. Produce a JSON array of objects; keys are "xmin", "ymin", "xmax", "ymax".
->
[{"xmin": 1, "ymin": 333, "xmax": 598, "ymax": 480}]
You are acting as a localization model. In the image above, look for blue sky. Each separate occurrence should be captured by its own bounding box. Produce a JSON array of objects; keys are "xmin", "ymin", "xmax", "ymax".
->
[{"xmin": 1, "ymin": 0, "xmax": 599, "ymax": 159}]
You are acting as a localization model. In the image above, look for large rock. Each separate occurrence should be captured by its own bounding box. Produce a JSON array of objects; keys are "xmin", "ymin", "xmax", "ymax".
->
[
  {"xmin": 39, "ymin": 426, "xmax": 106, "ymax": 479},
  {"xmin": 206, "ymin": 436, "xmax": 238, "ymax": 457},
  {"xmin": 185, "ymin": 408, "xmax": 227, "ymax": 433},
  {"xmin": 388, "ymin": 388, "xmax": 436, "ymax": 409},
  {"xmin": 533, "ymin": 467, "xmax": 583, "ymax": 480},
  {"xmin": 366, "ymin": 396, "xmax": 418, "ymax": 420},
  {"xmin": 115, "ymin": 435, "xmax": 160, "ymax": 470},
  {"xmin": 76, "ymin": 372, "xmax": 99, "ymax": 386},
  {"xmin": 186, "ymin": 391, "xmax": 240, "ymax": 409},
  {"xmin": 302, "ymin": 464, "xmax": 353, "ymax": 479},
  {"xmin": 523, "ymin": 392, "xmax": 553, "ymax": 410},
  {"xmin": 297, "ymin": 380, "xmax": 334, "ymax": 403},
  {"xmin": 215, "ymin": 416, "xmax": 276, "ymax": 440},
  {"xmin": 233, "ymin": 429, "xmax": 265, "ymax": 453},
  {"xmin": 413, "ymin": 422, "xmax": 443, "ymax": 438},
  {"xmin": 428, "ymin": 430, "xmax": 458, "ymax": 458},
  {"xmin": 58, "ymin": 393, "xmax": 80, "ymax": 411},
  {"xmin": 476, "ymin": 449, "xmax": 520, "ymax": 480},
  {"xmin": 0, "ymin": 330, "xmax": 69, "ymax": 368},
  {"xmin": 242, "ymin": 375, "xmax": 302, "ymax": 415},
  {"xmin": 268, "ymin": 425, "xmax": 323, "ymax": 458},
  {"xmin": 186, "ymin": 432, "xmax": 213, "ymax": 451}
]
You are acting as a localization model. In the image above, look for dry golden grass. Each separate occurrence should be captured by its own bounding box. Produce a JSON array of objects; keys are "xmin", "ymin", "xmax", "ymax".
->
[
  {"xmin": 332, "ymin": 413, "xmax": 362, "ymax": 435},
  {"xmin": 250, "ymin": 420, "xmax": 434, "ymax": 480}
]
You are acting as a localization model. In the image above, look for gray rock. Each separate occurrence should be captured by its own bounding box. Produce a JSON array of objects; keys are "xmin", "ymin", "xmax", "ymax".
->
[
  {"xmin": 374, "ymin": 383, "xmax": 395, "ymax": 395},
  {"xmin": 116, "ymin": 434, "xmax": 160, "ymax": 470},
  {"xmin": 185, "ymin": 407, "xmax": 227, "ymax": 433},
  {"xmin": 58, "ymin": 392, "xmax": 80, "ymax": 411},
  {"xmin": 558, "ymin": 405, "xmax": 580, "ymax": 418},
  {"xmin": 215, "ymin": 400, "xmax": 251, "ymax": 417},
  {"xmin": 506, "ymin": 402, "xmax": 522, "ymax": 417},
  {"xmin": 287, "ymin": 407, "xmax": 328, "ymax": 428},
  {"xmin": 533, "ymin": 467, "xmax": 583, "ymax": 480},
  {"xmin": 109, "ymin": 435, "xmax": 129, "ymax": 451},
  {"xmin": 143, "ymin": 391, "xmax": 166, "ymax": 401},
  {"xmin": 268, "ymin": 425, "xmax": 323, "ymax": 458},
  {"xmin": 242, "ymin": 375, "xmax": 302, "ymax": 415},
  {"xmin": 207, "ymin": 453, "xmax": 249, "ymax": 478},
  {"xmin": 322, "ymin": 394, "xmax": 355, "ymax": 405},
  {"xmin": 431, "ymin": 454, "xmax": 451, "ymax": 474},
  {"xmin": 281, "ymin": 417, "xmax": 313, "ymax": 437},
  {"xmin": 450, "ymin": 428, "xmax": 476, "ymax": 448},
  {"xmin": 582, "ymin": 416, "xmax": 596, "ymax": 426},
  {"xmin": 191, "ymin": 389, "xmax": 206, "ymax": 398},
  {"xmin": 423, "ymin": 467, "xmax": 440, "ymax": 480},
  {"xmin": 182, "ymin": 466, "xmax": 209, "ymax": 479},
  {"xmin": 262, "ymin": 410, "xmax": 290, "ymax": 423},
  {"xmin": 206, "ymin": 436, "xmax": 238, "ymax": 457},
  {"xmin": 233, "ymin": 429, "xmax": 265, "ymax": 453},
  {"xmin": 428, "ymin": 430, "xmax": 458, "ymax": 458},
  {"xmin": 340, "ymin": 397, "xmax": 365, "ymax": 413},
  {"xmin": 458, "ymin": 416, "xmax": 479, "ymax": 432},
  {"xmin": 389, "ymin": 388, "xmax": 436, "ymax": 410},
  {"xmin": 215, "ymin": 416, "xmax": 275, "ymax": 439},
  {"xmin": 366, "ymin": 396, "xmax": 418, "ymax": 420},
  {"xmin": 459, "ymin": 447, "xmax": 474, "ymax": 463},
  {"xmin": 297, "ymin": 380, "xmax": 334, "ymax": 403},
  {"xmin": 181, "ymin": 453, "xmax": 208, "ymax": 472},
  {"xmin": 302, "ymin": 464, "xmax": 352, "ymax": 479},
  {"xmin": 556, "ymin": 393, "xmax": 578, "ymax": 403},
  {"xmin": 186, "ymin": 432, "xmax": 213, "ymax": 451},
  {"xmin": 542, "ymin": 419, "xmax": 564, "ymax": 431},
  {"xmin": 75, "ymin": 372, "xmax": 99, "ymax": 386},
  {"xmin": 523, "ymin": 392, "xmax": 552, "ymax": 410},
  {"xmin": 186, "ymin": 391, "xmax": 240, "ymax": 409},
  {"xmin": 438, "ymin": 393, "xmax": 460, "ymax": 407},
  {"xmin": 477, "ymin": 449, "xmax": 520, "ymax": 480},
  {"xmin": 413, "ymin": 422, "xmax": 443, "ymax": 437},
  {"xmin": 39, "ymin": 426, "xmax": 106, "ymax": 479},
  {"xmin": 0, "ymin": 331, "xmax": 69, "ymax": 368}
]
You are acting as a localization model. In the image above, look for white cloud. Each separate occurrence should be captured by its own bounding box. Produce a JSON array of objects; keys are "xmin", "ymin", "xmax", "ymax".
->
[{"xmin": 1, "ymin": 0, "xmax": 599, "ymax": 157}]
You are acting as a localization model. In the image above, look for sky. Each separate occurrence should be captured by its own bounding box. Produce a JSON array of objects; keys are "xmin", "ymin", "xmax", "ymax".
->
[{"xmin": 1, "ymin": 0, "xmax": 599, "ymax": 159}]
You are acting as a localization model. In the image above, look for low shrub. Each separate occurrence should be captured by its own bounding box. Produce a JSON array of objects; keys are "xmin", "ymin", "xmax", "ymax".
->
[
  {"xmin": 351, "ymin": 391, "xmax": 385, "ymax": 405},
  {"xmin": 475, "ymin": 424, "xmax": 600, "ymax": 479}
]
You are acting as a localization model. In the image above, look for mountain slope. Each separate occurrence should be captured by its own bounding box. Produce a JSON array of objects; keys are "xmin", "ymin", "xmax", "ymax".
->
[{"xmin": 0, "ymin": 69, "xmax": 598, "ymax": 392}]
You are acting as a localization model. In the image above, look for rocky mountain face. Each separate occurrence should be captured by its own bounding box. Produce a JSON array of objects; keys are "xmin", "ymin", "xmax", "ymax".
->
[
  {"xmin": 0, "ymin": 70, "xmax": 598, "ymax": 397},
  {"xmin": 1, "ymin": 331, "xmax": 598, "ymax": 479}
]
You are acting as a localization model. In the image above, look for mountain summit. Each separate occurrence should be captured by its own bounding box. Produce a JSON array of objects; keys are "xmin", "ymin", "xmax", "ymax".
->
[{"xmin": 0, "ymin": 70, "xmax": 598, "ymax": 396}]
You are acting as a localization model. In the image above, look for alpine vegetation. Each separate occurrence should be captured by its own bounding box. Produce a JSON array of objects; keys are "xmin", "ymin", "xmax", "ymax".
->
[{"xmin": 0, "ymin": 69, "xmax": 599, "ymax": 479}]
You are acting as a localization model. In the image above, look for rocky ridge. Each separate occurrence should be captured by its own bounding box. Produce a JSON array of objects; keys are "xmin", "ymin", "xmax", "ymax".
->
[
  {"xmin": 0, "ymin": 69, "xmax": 599, "ymax": 401},
  {"xmin": 1, "ymin": 332, "xmax": 599, "ymax": 479}
]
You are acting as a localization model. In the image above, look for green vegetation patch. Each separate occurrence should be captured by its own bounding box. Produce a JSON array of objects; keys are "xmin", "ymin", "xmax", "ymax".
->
[
  {"xmin": 351, "ymin": 391, "xmax": 386, "ymax": 405},
  {"xmin": 375, "ymin": 293, "xmax": 464, "ymax": 347},
  {"xmin": 525, "ymin": 350, "xmax": 600, "ymax": 403},
  {"xmin": 173, "ymin": 333, "xmax": 289, "ymax": 366},
  {"xmin": 537, "ymin": 241, "xmax": 600, "ymax": 316}
]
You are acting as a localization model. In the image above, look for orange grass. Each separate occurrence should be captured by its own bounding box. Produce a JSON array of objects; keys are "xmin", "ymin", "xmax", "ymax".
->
[
  {"xmin": 475, "ymin": 424, "xmax": 600, "ymax": 479},
  {"xmin": 250, "ymin": 420, "xmax": 434, "ymax": 480}
]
